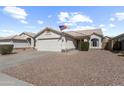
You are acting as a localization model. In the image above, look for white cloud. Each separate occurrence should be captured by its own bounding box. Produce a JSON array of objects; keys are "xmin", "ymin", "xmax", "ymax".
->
[
  {"xmin": 110, "ymin": 17, "xmax": 115, "ymax": 21},
  {"xmin": 58, "ymin": 12, "xmax": 93, "ymax": 26},
  {"xmin": 115, "ymin": 12, "xmax": 124, "ymax": 21},
  {"xmin": 101, "ymin": 28, "xmax": 107, "ymax": 31},
  {"xmin": 20, "ymin": 20, "xmax": 28, "ymax": 24},
  {"xmin": 99, "ymin": 24, "xmax": 105, "ymax": 27},
  {"xmin": 48, "ymin": 15, "xmax": 52, "ymax": 18},
  {"xmin": 64, "ymin": 22, "xmax": 76, "ymax": 26},
  {"xmin": 75, "ymin": 26, "xmax": 95, "ymax": 30},
  {"xmin": 109, "ymin": 24, "xmax": 115, "ymax": 28},
  {"xmin": 0, "ymin": 29, "xmax": 19, "ymax": 36},
  {"xmin": 98, "ymin": 24, "xmax": 106, "ymax": 31},
  {"xmin": 58, "ymin": 12, "xmax": 69, "ymax": 23},
  {"xmin": 3, "ymin": 6, "xmax": 28, "ymax": 24},
  {"xmin": 62, "ymin": 24, "xmax": 107, "ymax": 32},
  {"xmin": 71, "ymin": 13, "xmax": 93, "ymax": 23},
  {"xmin": 1, "ymin": 29, "xmax": 15, "ymax": 33},
  {"xmin": 37, "ymin": 20, "xmax": 44, "ymax": 24}
]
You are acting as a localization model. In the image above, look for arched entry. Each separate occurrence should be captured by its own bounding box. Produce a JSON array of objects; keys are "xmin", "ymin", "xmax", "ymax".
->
[
  {"xmin": 27, "ymin": 38, "xmax": 31, "ymax": 45},
  {"xmin": 91, "ymin": 38, "xmax": 99, "ymax": 47}
]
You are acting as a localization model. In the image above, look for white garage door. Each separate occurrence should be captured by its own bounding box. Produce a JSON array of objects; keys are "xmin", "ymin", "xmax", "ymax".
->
[{"xmin": 36, "ymin": 39, "xmax": 61, "ymax": 52}]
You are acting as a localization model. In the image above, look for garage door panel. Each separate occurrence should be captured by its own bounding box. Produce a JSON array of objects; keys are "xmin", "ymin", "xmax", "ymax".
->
[{"xmin": 36, "ymin": 39, "xmax": 61, "ymax": 52}]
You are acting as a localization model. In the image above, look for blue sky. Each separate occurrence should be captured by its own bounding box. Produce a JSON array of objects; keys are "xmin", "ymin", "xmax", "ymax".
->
[{"xmin": 0, "ymin": 6, "xmax": 124, "ymax": 37}]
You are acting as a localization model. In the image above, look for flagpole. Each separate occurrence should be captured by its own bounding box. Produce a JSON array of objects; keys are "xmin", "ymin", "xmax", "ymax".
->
[
  {"xmin": 61, "ymin": 29, "xmax": 63, "ymax": 52},
  {"xmin": 59, "ymin": 25, "xmax": 68, "ymax": 53}
]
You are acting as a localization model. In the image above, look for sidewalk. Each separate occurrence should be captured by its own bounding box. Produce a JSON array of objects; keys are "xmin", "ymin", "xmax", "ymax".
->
[{"xmin": 0, "ymin": 72, "xmax": 32, "ymax": 86}]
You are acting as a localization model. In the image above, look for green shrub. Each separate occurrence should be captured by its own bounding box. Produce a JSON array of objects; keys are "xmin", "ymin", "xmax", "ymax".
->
[
  {"xmin": 0, "ymin": 44, "xmax": 14, "ymax": 55},
  {"xmin": 80, "ymin": 42, "xmax": 89, "ymax": 51}
]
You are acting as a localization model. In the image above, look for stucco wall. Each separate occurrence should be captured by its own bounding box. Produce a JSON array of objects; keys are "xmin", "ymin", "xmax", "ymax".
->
[
  {"xmin": 102, "ymin": 37, "xmax": 111, "ymax": 49},
  {"xmin": 36, "ymin": 30, "xmax": 61, "ymax": 40},
  {"xmin": 89, "ymin": 34, "xmax": 102, "ymax": 49},
  {"xmin": 30, "ymin": 38, "xmax": 34, "ymax": 47},
  {"xmin": 20, "ymin": 34, "xmax": 34, "ymax": 48},
  {"xmin": 13, "ymin": 40, "xmax": 30, "ymax": 48},
  {"xmin": 61, "ymin": 36, "xmax": 76, "ymax": 51}
]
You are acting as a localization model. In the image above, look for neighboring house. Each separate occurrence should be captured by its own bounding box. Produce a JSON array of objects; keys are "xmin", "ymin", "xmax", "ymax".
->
[
  {"xmin": 0, "ymin": 35, "xmax": 31, "ymax": 49},
  {"xmin": 102, "ymin": 36, "xmax": 112, "ymax": 50},
  {"xmin": 34, "ymin": 27, "xmax": 103, "ymax": 52},
  {"xmin": 19, "ymin": 32, "xmax": 36, "ymax": 48},
  {"xmin": 109, "ymin": 33, "xmax": 124, "ymax": 51}
]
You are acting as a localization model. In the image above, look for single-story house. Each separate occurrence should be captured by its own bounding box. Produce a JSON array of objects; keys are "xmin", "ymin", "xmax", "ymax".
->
[
  {"xmin": 34, "ymin": 27, "xmax": 103, "ymax": 52},
  {"xmin": 0, "ymin": 32, "xmax": 36, "ymax": 49},
  {"xmin": 102, "ymin": 36, "xmax": 112, "ymax": 50},
  {"xmin": 19, "ymin": 32, "xmax": 35, "ymax": 48},
  {"xmin": 0, "ymin": 35, "xmax": 31, "ymax": 49},
  {"xmin": 109, "ymin": 33, "xmax": 124, "ymax": 51}
]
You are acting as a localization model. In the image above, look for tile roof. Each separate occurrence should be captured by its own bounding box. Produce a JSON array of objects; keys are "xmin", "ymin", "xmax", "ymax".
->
[
  {"xmin": 21, "ymin": 32, "xmax": 36, "ymax": 37},
  {"xmin": 66, "ymin": 31, "xmax": 88, "ymax": 37},
  {"xmin": 66, "ymin": 28, "xmax": 103, "ymax": 37},
  {"xmin": 113, "ymin": 33, "xmax": 124, "ymax": 39},
  {"xmin": 0, "ymin": 32, "xmax": 36, "ymax": 40},
  {"xmin": 0, "ymin": 27, "xmax": 103, "ymax": 40},
  {"xmin": 34, "ymin": 27, "xmax": 103, "ymax": 39},
  {"xmin": 0, "ymin": 35, "xmax": 27, "ymax": 40}
]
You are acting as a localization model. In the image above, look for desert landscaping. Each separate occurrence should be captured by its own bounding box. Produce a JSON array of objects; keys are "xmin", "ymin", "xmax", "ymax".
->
[{"xmin": 0, "ymin": 50, "xmax": 124, "ymax": 85}]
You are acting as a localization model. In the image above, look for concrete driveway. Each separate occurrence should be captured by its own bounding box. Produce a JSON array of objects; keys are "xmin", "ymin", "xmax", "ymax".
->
[
  {"xmin": 0, "ymin": 50, "xmax": 58, "ymax": 70},
  {"xmin": 0, "ymin": 72, "xmax": 32, "ymax": 86},
  {"xmin": 0, "ymin": 50, "xmax": 60, "ymax": 85},
  {"xmin": 1, "ymin": 50, "xmax": 124, "ymax": 86}
]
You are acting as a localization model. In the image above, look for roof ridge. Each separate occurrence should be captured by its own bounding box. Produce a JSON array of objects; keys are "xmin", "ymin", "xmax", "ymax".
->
[
  {"xmin": 67, "ymin": 28, "xmax": 101, "ymax": 32},
  {"xmin": 73, "ymin": 31, "xmax": 88, "ymax": 36},
  {"xmin": 10, "ymin": 35, "xmax": 17, "ymax": 39},
  {"xmin": 34, "ymin": 27, "xmax": 61, "ymax": 38}
]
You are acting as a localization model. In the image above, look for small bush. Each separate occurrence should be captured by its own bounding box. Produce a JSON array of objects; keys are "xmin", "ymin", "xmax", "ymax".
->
[
  {"xmin": 0, "ymin": 44, "xmax": 14, "ymax": 55},
  {"xmin": 80, "ymin": 42, "xmax": 89, "ymax": 51}
]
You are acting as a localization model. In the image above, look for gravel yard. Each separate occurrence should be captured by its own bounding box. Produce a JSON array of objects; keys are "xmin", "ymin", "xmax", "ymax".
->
[{"xmin": 1, "ymin": 50, "xmax": 124, "ymax": 86}]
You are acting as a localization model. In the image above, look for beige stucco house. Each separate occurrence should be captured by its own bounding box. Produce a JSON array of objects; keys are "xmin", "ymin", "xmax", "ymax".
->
[
  {"xmin": 102, "ymin": 36, "xmax": 112, "ymax": 50},
  {"xmin": 34, "ymin": 27, "xmax": 103, "ymax": 52},
  {"xmin": 0, "ymin": 35, "xmax": 30, "ymax": 48},
  {"xmin": 0, "ymin": 32, "xmax": 35, "ymax": 49},
  {"xmin": 108, "ymin": 33, "xmax": 124, "ymax": 51},
  {"xmin": 19, "ymin": 32, "xmax": 35, "ymax": 48}
]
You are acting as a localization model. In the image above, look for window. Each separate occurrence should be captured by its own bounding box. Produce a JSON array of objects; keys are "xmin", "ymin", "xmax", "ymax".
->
[{"xmin": 91, "ymin": 38, "xmax": 99, "ymax": 47}]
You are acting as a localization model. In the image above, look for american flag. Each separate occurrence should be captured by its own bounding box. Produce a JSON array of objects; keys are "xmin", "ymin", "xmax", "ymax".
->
[{"xmin": 59, "ymin": 25, "xmax": 68, "ymax": 31}]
